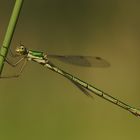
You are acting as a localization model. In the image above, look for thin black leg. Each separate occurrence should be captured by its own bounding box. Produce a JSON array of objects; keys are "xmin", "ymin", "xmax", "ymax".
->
[
  {"xmin": 5, "ymin": 57, "xmax": 25, "ymax": 67},
  {"xmin": 0, "ymin": 59, "xmax": 27, "ymax": 79}
]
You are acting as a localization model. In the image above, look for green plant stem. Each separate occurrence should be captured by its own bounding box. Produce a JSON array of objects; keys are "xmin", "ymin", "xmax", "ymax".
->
[{"xmin": 0, "ymin": 0, "xmax": 24, "ymax": 75}]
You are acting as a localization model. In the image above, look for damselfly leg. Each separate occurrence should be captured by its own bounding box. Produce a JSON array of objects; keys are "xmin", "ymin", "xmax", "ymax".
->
[
  {"xmin": 0, "ymin": 59, "xmax": 27, "ymax": 78},
  {"xmin": 0, "ymin": 52, "xmax": 27, "ymax": 78}
]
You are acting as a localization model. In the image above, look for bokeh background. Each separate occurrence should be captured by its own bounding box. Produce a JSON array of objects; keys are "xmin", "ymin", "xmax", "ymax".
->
[{"xmin": 0, "ymin": 0, "xmax": 140, "ymax": 140}]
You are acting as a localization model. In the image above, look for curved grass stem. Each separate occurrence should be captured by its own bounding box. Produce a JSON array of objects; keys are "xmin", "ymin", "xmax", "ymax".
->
[{"xmin": 0, "ymin": 0, "xmax": 24, "ymax": 75}]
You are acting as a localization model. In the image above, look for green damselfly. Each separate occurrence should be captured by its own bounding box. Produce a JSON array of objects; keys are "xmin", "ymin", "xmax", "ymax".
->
[{"xmin": 1, "ymin": 44, "xmax": 140, "ymax": 117}]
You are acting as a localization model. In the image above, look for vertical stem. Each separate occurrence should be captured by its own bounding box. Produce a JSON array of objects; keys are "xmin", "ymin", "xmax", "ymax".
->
[{"xmin": 0, "ymin": 0, "xmax": 24, "ymax": 75}]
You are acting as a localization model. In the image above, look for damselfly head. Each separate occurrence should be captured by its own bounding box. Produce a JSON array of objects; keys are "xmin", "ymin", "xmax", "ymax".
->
[{"xmin": 15, "ymin": 45, "xmax": 28, "ymax": 55}]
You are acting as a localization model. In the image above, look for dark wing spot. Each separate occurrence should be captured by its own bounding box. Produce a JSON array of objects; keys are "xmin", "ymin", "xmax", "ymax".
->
[{"xmin": 95, "ymin": 57, "xmax": 102, "ymax": 60}]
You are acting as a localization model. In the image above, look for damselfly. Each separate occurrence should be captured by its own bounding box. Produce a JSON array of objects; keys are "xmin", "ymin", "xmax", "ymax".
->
[{"xmin": 0, "ymin": 44, "xmax": 140, "ymax": 117}]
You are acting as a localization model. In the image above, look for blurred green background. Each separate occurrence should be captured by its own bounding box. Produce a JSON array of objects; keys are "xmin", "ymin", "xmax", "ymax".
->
[{"xmin": 0, "ymin": 0, "xmax": 140, "ymax": 140}]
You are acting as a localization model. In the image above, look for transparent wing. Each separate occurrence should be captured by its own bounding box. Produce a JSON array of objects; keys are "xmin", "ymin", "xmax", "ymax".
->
[
  {"xmin": 69, "ymin": 79, "xmax": 93, "ymax": 98},
  {"xmin": 48, "ymin": 55, "xmax": 110, "ymax": 67}
]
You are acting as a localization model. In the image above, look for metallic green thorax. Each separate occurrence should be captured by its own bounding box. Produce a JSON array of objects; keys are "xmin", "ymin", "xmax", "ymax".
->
[{"xmin": 28, "ymin": 50, "xmax": 44, "ymax": 58}]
